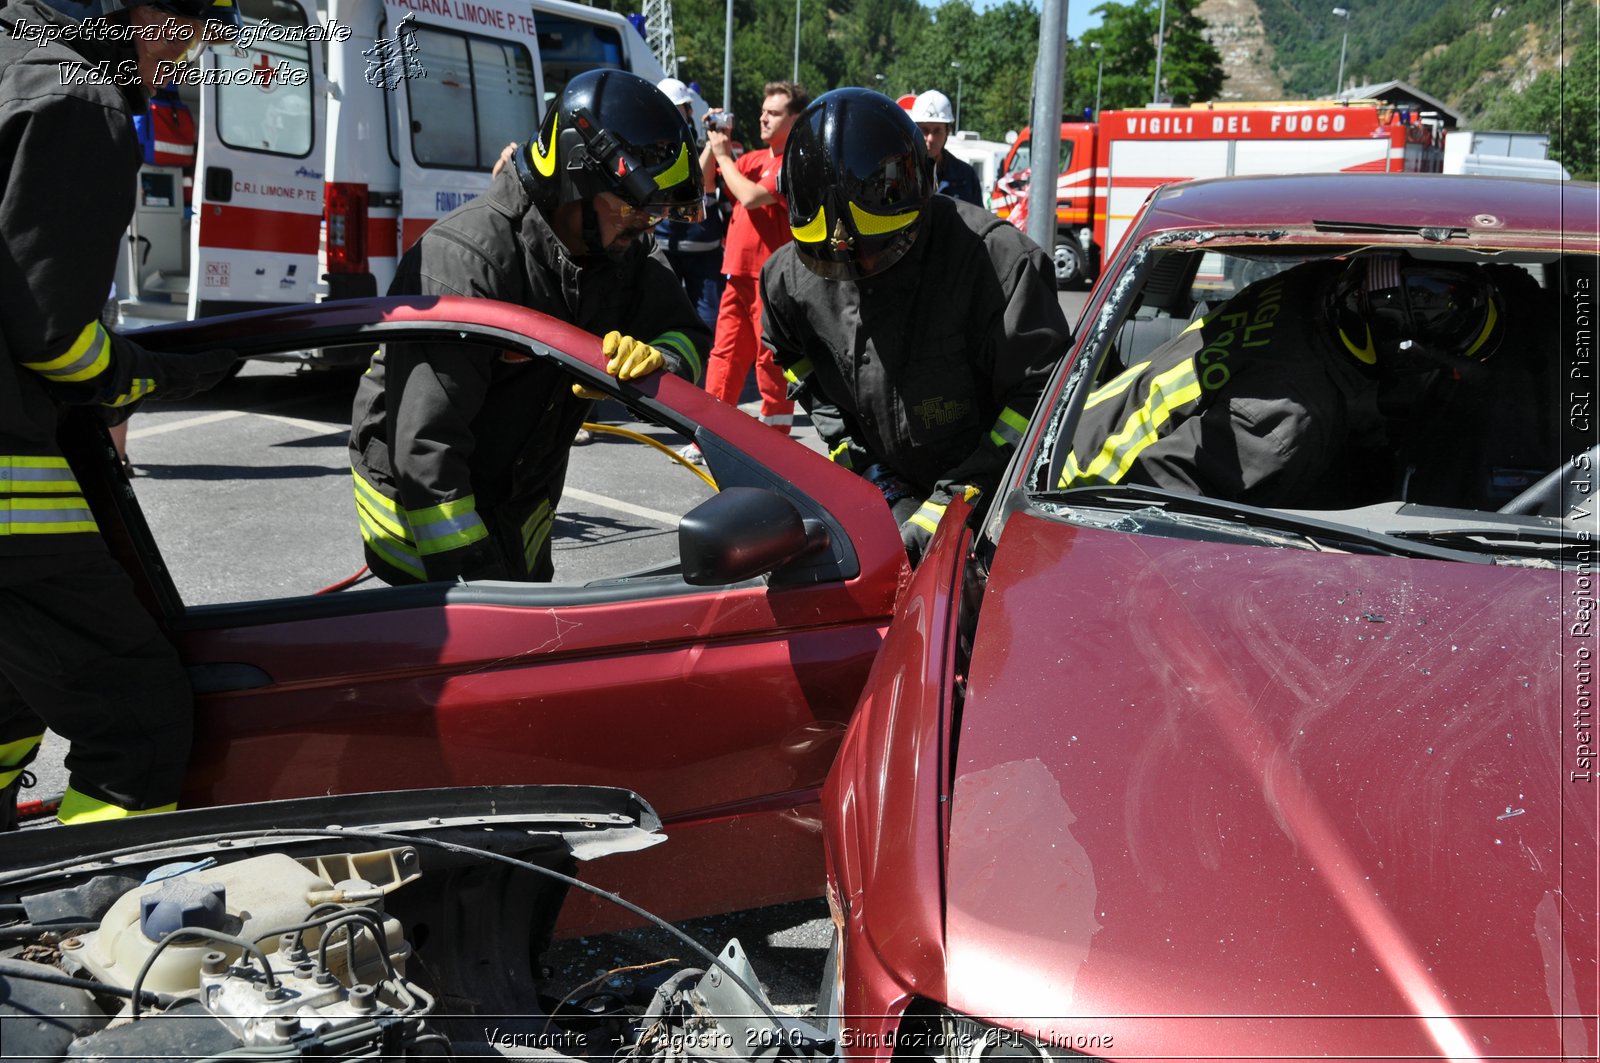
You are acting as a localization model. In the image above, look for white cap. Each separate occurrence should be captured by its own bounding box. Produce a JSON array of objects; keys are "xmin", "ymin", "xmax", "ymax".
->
[
  {"xmin": 910, "ymin": 90, "xmax": 955, "ymax": 126},
  {"xmin": 658, "ymin": 77, "xmax": 694, "ymax": 108}
]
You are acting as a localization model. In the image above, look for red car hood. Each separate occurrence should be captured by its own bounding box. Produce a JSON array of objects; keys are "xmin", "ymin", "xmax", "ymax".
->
[{"xmin": 943, "ymin": 510, "xmax": 1596, "ymax": 1061}]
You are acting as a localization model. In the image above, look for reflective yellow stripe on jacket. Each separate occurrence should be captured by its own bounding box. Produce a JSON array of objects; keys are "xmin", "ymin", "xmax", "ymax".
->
[
  {"xmin": 521, "ymin": 499, "xmax": 553, "ymax": 571},
  {"xmin": 1060, "ymin": 358, "xmax": 1203, "ymax": 488},
  {"xmin": 57, "ymin": 786, "xmax": 176, "ymax": 825},
  {"xmin": 352, "ymin": 470, "xmax": 488, "ymax": 581},
  {"xmin": 988, "ymin": 405, "xmax": 1030, "ymax": 449},
  {"xmin": 0, "ymin": 734, "xmax": 44, "ymax": 788},
  {"xmin": 21, "ymin": 321, "xmax": 112, "ymax": 385},
  {"xmin": 0, "ymin": 456, "xmax": 98, "ymax": 535},
  {"xmin": 651, "ymin": 330, "xmax": 703, "ymax": 385},
  {"xmin": 907, "ymin": 498, "xmax": 946, "ymax": 535}
]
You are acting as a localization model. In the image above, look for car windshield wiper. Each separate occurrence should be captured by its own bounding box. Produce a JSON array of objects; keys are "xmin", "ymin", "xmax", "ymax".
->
[
  {"xmin": 1384, "ymin": 524, "xmax": 1583, "ymax": 561},
  {"xmin": 1035, "ymin": 484, "xmax": 1489, "ymax": 564}
]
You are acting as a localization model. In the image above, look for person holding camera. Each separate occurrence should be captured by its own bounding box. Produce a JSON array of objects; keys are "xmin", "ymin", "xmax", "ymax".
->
[
  {"xmin": 653, "ymin": 77, "xmax": 727, "ymax": 336},
  {"xmin": 681, "ymin": 80, "xmax": 809, "ymax": 464}
]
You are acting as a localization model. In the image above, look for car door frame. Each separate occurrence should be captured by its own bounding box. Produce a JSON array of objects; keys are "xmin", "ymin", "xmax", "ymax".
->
[{"xmin": 73, "ymin": 296, "xmax": 906, "ymax": 924}]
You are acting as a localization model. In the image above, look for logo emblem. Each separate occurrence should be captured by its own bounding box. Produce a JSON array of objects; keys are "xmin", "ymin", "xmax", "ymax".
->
[{"xmin": 829, "ymin": 218, "xmax": 853, "ymax": 254}]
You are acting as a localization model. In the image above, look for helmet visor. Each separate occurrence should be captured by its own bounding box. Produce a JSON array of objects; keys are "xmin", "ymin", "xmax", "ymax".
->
[{"xmin": 1366, "ymin": 263, "xmax": 1497, "ymax": 360}]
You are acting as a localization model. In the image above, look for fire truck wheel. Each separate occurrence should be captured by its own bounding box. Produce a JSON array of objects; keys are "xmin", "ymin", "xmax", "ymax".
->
[{"xmin": 1052, "ymin": 237, "xmax": 1087, "ymax": 290}]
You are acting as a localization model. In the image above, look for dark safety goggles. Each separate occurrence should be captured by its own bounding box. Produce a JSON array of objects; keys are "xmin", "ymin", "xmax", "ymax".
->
[
  {"xmin": 1363, "ymin": 258, "xmax": 1498, "ymax": 361},
  {"xmin": 618, "ymin": 199, "xmax": 704, "ymax": 225}
]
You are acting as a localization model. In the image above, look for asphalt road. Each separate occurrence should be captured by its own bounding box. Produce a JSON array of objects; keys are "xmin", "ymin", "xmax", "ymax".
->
[{"xmin": 20, "ymin": 288, "xmax": 1091, "ymax": 1010}]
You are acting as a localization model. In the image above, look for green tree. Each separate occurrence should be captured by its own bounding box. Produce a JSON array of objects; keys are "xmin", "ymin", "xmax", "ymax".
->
[
  {"xmin": 1066, "ymin": 0, "xmax": 1224, "ymax": 112},
  {"xmin": 1480, "ymin": 28, "xmax": 1598, "ymax": 181},
  {"xmin": 882, "ymin": 1, "xmax": 1040, "ymax": 137}
]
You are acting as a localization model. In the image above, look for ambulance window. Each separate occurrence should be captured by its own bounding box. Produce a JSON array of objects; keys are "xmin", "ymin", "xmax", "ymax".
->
[
  {"xmin": 470, "ymin": 38, "xmax": 538, "ymax": 165},
  {"xmin": 214, "ymin": 0, "xmax": 315, "ymax": 157},
  {"xmin": 535, "ymin": 15, "xmax": 624, "ymax": 108},
  {"xmin": 407, "ymin": 26, "xmax": 537, "ymax": 170}
]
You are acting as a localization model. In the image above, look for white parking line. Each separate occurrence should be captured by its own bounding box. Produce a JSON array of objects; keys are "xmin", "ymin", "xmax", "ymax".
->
[
  {"xmin": 257, "ymin": 412, "xmax": 347, "ymax": 434},
  {"xmin": 563, "ymin": 486, "xmax": 684, "ymax": 527},
  {"xmin": 127, "ymin": 410, "xmax": 247, "ymax": 439},
  {"xmin": 127, "ymin": 407, "xmax": 344, "ymax": 441},
  {"xmin": 127, "ymin": 404, "xmax": 678, "ymax": 527}
]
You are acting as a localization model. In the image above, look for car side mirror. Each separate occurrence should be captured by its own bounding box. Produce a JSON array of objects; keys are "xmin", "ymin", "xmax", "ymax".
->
[{"xmin": 679, "ymin": 487, "xmax": 830, "ymax": 586}]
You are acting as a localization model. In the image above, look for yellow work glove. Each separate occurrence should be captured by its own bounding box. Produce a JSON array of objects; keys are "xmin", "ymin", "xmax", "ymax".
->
[{"xmin": 571, "ymin": 331, "xmax": 667, "ymax": 399}]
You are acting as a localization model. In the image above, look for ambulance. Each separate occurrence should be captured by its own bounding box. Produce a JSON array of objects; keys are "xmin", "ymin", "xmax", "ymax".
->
[
  {"xmin": 992, "ymin": 100, "xmax": 1445, "ymax": 288},
  {"xmin": 116, "ymin": 0, "xmax": 673, "ymax": 359}
]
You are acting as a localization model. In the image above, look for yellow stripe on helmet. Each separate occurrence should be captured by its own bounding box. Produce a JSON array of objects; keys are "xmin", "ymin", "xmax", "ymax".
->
[
  {"xmin": 530, "ymin": 116, "xmax": 558, "ymax": 178},
  {"xmin": 1463, "ymin": 296, "xmax": 1498, "ymax": 359},
  {"xmin": 791, "ymin": 206, "xmax": 829, "ymax": 244},
  {"xmin": 653, "ymin": 143, "xmax": 691, "ymax": 190},
  {"xmin": 848, "ymin": 201, "xmax": 918, "ymax": 237}
]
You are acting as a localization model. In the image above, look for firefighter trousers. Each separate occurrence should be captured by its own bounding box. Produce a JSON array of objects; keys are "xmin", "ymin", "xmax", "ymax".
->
[{"xmin": 0, "ymin": 552, "xmax": 193, "ymax": 821}]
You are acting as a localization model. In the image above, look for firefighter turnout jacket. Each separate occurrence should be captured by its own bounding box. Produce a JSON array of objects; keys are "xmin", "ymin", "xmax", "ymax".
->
[
  {"xmin": 1061, "ymin": 262, "xmax": 1387, "ymax": 509},
  {"xmin": 349, "ymin": 166, "xmax": 711, "ymax": 584},
  {"xmin": 761, "ymin": 195, "xmax": 1070, "ymax": 536},
  {"xmin": 1, "ymin": 0, "xmax": 204, "ymax": 826},
  {"xmin": 0, "ymin": 0, "xmax": 151, "ymax": 555}
]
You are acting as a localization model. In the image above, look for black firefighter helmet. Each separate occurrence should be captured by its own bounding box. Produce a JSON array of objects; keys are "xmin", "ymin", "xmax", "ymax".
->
[
  {"xmin": 520, "ymin": 69, "xmax": 702, "ymax": 224},
  {"xmin": 1331, "ymin": 253, "xmax": 1505, "ymax": 373},
  {"xmin": 783, "ymin": 87, "xmax": 933, "ymax": 281}
]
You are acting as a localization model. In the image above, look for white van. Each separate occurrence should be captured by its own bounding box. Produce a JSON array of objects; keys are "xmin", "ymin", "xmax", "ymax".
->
[
  {"xmin": 1456, "ymin": 154, "xmax": 1571, "ymax": 181},
  {"xmin": 117, "ymin": 0, "xmax": 670, "ymax": 355},
  {"xmin": 942, "ymin": 131, "xmax": 1010, "ymax": 211}
]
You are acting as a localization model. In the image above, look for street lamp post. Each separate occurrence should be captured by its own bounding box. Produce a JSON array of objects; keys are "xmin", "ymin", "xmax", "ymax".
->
[
  {"xmin": 793, "ymin": 0, "xmax": 800, "ymax": 82},
  {"xmin": 722, "ymin": 0, "xmax": 732, "ymax": 114},
  {"xmin": 1152, "ymin": 0, "xmax": 1168, "ymax": 103},
  {"xmin": 1090, "ymin": 41, "xmax": 1103, "ymax": 118},
  {"xmin": 950, "ymin": 61, "xmax": 962, "ymax": 130},
  {"xmin": 1332, "ymin": 7, "xmax": 1351, "ymax": 97},
  {"xmin": 874, "ymin": 73, "xmax": 886, "ymax": 94}
]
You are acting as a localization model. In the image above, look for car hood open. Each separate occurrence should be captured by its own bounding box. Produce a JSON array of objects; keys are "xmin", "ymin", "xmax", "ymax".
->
[{"xmin": 941, "ymin": 509, "xmax": 1595, "ymax": 1061}]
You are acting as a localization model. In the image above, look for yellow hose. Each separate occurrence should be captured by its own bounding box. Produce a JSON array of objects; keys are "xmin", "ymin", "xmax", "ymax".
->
[{"xmin": 581, "ymin": 422, "xmax": 718, "ymax": 492}]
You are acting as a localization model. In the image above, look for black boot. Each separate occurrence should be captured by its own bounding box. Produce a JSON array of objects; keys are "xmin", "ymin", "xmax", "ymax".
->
[{"xmin": 0, "ymin": 770, "xmax": 33, "ymax": 832}]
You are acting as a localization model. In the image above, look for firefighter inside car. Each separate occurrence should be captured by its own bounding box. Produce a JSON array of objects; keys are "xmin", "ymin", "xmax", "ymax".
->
[
  {"xmin": 349, "ymin": 69, "xmax": 711, "ymax": 585},
  {"xmin": 1061, "ymin": 253, "xmax": 1538, "ymax": 510}
]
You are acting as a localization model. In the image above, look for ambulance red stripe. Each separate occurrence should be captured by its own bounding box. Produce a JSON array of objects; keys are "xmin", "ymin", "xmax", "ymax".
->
[{"xmin": 200, "ymin": 205, "xmax": 320, "ymax": 254}]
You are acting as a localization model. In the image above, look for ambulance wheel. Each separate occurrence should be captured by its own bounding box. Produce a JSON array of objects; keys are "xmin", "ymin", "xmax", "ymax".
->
[{"xmin": 1053, "ymin": 237, "xmax": 1087, "ymax": 290}]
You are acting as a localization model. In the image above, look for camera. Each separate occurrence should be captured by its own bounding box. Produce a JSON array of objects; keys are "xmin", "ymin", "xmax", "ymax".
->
[{"xmin": 703, "ymin": 109, "xmax": 733, "ymax": 134}]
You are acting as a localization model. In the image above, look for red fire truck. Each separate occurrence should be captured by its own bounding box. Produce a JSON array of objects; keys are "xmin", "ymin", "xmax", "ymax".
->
[{"xmin": 993, "ymin": 101, "xmax": 1445, "ymax": 287}]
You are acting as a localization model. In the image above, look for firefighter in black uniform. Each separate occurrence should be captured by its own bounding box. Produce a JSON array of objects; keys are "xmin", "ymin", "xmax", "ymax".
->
[
  {"xmin": 0, "ymin": 0, "xmax": 240, "ymax": 826},
  {"xmin": 1060, "ymin": 254, "xmax": 1507, "ymax": 509},
  {"xmin": 350, "ymin": 70, "xmax": 711, "ymax": 585},
  {"xmin": 760, "ymin": 88, "xmax": 1071, "ymax": 565}
]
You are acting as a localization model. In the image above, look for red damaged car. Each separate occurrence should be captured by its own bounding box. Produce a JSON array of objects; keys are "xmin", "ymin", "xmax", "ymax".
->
[
  {"xmin": 821, "ymin": 174, "xmax": 1598, "ymax": 1061},
  {"xmin": 73, "ymin": 297, "xmax": 907, "ymax": 929}
]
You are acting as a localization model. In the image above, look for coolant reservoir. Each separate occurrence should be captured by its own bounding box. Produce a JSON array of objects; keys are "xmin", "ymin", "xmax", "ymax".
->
[{"xmin": 70, "ymin": 854, "xmax": 330, "ymax": 994}]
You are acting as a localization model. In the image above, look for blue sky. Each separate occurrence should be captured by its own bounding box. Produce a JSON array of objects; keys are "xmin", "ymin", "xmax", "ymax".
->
[{"xmin": 967, "ymin": 0, "xmax": 1103, "ymax": 39}]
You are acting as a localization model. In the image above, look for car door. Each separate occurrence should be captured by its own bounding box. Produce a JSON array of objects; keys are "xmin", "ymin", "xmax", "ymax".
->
[
  {"xmin": 189, "ymin": 0, "xmax": 326, "ymax": 317},
  {"xmin": 75, "ymin": 297, "xmax": 905, "ymax": 924}
]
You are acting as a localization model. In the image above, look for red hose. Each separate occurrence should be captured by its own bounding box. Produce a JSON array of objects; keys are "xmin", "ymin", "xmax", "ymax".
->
[{"xmin": 314, "ymin": 565, "xmax": 370, "ymax": 595}]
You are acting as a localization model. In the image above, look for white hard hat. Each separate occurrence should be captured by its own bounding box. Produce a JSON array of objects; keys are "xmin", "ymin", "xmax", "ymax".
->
[
  {"xmin": 910, "ymin": 90, "xmax": 955, "ymax": 126},
  {"xmin": 658, "ymin": 77, "xmax": 695, "ymax": 108}
]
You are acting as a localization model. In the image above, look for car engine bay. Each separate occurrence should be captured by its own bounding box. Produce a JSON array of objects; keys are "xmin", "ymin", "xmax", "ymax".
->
[{"xmin": 0, "ymin": 787, "xmax": 831, "ymax": 1062}]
